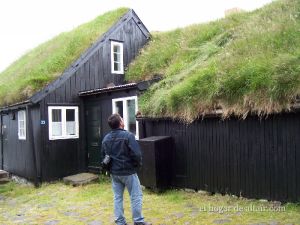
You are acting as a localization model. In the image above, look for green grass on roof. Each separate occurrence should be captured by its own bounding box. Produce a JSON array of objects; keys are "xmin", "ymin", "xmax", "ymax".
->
[
  {"xmin": 126, "ymin": 0, "xmax": 300, "ymax": 122},
  {"xmin": 0, "ymin": 7, "xmax": 129, "ymax": 106}
]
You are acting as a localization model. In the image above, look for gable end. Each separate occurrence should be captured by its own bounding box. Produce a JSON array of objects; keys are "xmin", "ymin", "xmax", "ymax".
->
[{"xmin": 30, "ymin": 9, "xmax": 144, "ymax": 104}]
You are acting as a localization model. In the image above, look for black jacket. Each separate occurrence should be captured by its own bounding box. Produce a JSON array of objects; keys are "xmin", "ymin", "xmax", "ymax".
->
[{"xmin": 101, "ymin": 129, "xmax": 142, "ymax": 175}]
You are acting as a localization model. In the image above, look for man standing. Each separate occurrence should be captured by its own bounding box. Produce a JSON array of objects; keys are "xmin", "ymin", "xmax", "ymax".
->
[{"xmin": 101, "ymin": 113, "xmax": 151, "ymax": 225}]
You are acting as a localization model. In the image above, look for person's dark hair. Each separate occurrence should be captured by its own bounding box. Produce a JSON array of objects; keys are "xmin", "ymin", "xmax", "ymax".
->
[{"xmin": 108, "ymin": 114, "xmax": 122, "ymax": 129}]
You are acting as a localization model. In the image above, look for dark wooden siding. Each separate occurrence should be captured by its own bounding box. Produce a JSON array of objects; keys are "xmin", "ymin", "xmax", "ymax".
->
[
  {"xmin": 139, "ymin": 112, "xmax": 300, "ymax": 202},
  {"xmin": 83, "ymin": 89, "xmax": 137, "ymax": 170},
  {"xmin": 0, "ymin": 110, "xmax": 36, "ymax": 179},
  {"xmin": 30, "ymin": 105, "xmax": 42, "ymax": 181},
  {"xmin": 38, "ymin": 16, "xmax": 148, "ymax": 181},
  {"xmin": 84, "ymin": 89, "xmax": 137, "ymax": 141}
]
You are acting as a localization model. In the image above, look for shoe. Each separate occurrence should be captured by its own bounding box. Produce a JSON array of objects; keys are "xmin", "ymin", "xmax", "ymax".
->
[{"xmin": 134, "ymin": 222, "xmax": 152, "ymax": 225}]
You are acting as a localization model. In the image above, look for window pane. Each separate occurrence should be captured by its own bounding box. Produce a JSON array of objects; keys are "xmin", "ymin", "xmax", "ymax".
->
[
  {"xmin": 127, "ymin": 99, "xmax": 136, "ymax": 135},
  {"xmin": 52, "ymin": 122, "xmax": 62, "ymax": 136},
  {"xmin": 113, "ymin": 45, "xmax": 120, "ymax": 53},
  {"xmin": 66, "ymin": 109, "xmax": 75, "ymax": 122},
  {"xmin": 66, "ymin": 122, "xmax": 76, "ymax": 135},
  {"xmin": 114, "ymin": 52, "xmax": 121, "ymax": 62},
  {"xmin": 52, "ymin": 109, "xmax": 61, "ymax": 122},
  {"xmin": 18, "ymin": 110, "xmax": 26, "ymax": 139},
  {"xmin": 114, "ymin": 53, "xmax": 118, "ymax": 62},
  {"xmin": 20, "ymin": 128, "xmax": 25, "ymax": 137},
  {"xmin": 115, "ymin": 101, "xmax": 123, "ymax": 118},
  {"xmin": 114, "ymin": 62, "xmax": 120, "ymax": 71},
  {"xmin": 18, "ymin": 111, "xmax": 25, "ymax": 120}
]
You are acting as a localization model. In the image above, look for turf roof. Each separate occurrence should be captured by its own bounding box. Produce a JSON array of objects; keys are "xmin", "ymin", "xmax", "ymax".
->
[
  {"xmin": 126, "ymin": 0, "xmax": 300, "ymax": 122},
  {"xmin": 0, "ymin": 7, "xmax": 129, "ymax": 107}
]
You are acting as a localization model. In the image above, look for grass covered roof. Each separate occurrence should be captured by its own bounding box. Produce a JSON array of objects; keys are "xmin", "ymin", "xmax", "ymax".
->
[
  {"xmin": 0, "ymin": 8, "xmax": 129, "ymax": 107},
  {"xmin": 126, "ymin": 0, "xmax": 300, "ymax": 122}
]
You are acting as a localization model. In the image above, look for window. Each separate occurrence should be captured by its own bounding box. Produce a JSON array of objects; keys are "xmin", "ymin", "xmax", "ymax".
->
[
  {"xmin": 18, "ymin": 110, "xmax": 26, "ymax": 140},
  {"xmin": 48, "ymin": 106, "xmax": 79, "ymax": 140},
  {"xmin": 111, "ymin": 41, "xmax": 124, "ymax": 74},
  {"xmin": 112, "ymin": 96, "xmax": 139, "ymax": 138}
]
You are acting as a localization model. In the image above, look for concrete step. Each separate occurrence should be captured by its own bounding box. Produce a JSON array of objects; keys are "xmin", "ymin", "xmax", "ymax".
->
[{"xmin": 0, "ymin": 170, "xmax": 9, "ymax": 179}]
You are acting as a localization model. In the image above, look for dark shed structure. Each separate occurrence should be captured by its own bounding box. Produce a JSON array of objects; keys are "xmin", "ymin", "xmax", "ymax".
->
[
  {"xmin": 137, "ymin": 111, "xmax": 300, "ymax": 202},
  {"xmin": 0, "ymin": 9, "xmax": 150, "ymax": 182}
]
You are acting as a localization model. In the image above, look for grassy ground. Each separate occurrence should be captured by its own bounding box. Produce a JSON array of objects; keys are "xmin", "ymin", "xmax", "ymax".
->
[
  {"xmin": 0, "ymin": 177, "xmax": 300, "ymax": 225},
  {"xmin": 126, "ymin": 0, "xmax": 300, "ymax": 121}
]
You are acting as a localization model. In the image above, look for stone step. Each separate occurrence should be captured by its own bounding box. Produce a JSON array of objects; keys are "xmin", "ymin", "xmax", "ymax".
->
[
  {"xmin": 0, "ymin": 170, "xmax": 9, "ymax": 179},
  {"xmin": 63, "ymin": 173, "xmax": 99, "ymax": 186},
  {"xmin": 0, "ymin": 178, "xmax": 10, "ymax": 184}
]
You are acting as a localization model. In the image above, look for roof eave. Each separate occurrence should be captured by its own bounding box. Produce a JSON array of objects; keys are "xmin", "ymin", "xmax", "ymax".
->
[{"xmin": 0, "ymin": 100, "xmax": 32, "ymax": 112}]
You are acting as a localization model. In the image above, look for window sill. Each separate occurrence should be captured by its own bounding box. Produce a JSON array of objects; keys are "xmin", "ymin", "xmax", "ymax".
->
[
  {"xmin": 111, "ymin": 71, "xmax": 124, "ymax": 74},
  {"xmin": 49, "ymin": 136, "xmax": 79, "ymax": 141}
]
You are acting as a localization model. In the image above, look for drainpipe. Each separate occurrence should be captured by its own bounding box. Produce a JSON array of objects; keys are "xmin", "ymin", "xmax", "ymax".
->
[{"xmin": 26, "ymin": 105, "xmax": 40, "ymax": 187}]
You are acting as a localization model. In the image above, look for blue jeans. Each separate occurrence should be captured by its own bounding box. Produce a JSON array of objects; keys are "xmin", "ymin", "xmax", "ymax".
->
[{"xmin": 111, "ymin": 173, "xmax": 144, "ymax": 225}]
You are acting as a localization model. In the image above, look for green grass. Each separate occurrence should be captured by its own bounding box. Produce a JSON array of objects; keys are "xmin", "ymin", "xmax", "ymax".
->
[
  {"xmin": 126, "ymin": 0, "xmax": 300, "ymax": 122},
  {"xmin": 0, "ymin": 8, "xmax": 129, "ymax": 107},
  {"xmin": 0, "ymin": 179, "xmax": 300, "ymax": 224}
]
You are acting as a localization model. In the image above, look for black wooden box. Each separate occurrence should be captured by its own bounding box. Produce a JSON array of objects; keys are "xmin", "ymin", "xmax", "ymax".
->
[{"xmin": 138, "ymin": 136, "xmax": 172, "ymax": 190}]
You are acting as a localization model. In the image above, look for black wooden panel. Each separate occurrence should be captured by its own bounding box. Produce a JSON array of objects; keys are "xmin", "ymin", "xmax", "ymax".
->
[
  {"xmin": 89, "ymin": 53, "xmax": 97, "ymax": 90},
  {"xmin": 98, "ymin": 47, "xmax": 105, "ymax": 88},
  {"xmin": 0, "ymin": 115, "xmax": 2, "ymax": 169},
  {"xmin": 75, "ymin": 70, "xmax": 81, "ymax": 94},
  {"xmin": 85, "ymin": 62, "xmax": 91, "ymax": 91},
  {"xmin": 285, "ymin": 114, "xmax": 297, "ymax": 201},
  {"xmin": 65, "ymin": 78, "xmax": 71, "ymax": 101},
  {"xmin": 30, "ymin": 105, "xmax": 42, "ymax": 181},
  {"xmin": 296, "ymin": 115, "xmax": 300, "ymax": 202},
  {"xmin": 140, "ymin": 112, "xmax": 300, "ymax": 202},
  {"xmin": 1, "ymin": 111, "xmax": 35, "ymax": 180},
  {"xmin": 79, "ymin": 65, "xmax": 86, "ymax": 91},
  {"xmin": 264, "ymin": 116, "xmax": 272, "ymax": 200},
  {"xmin": 70, "ymin": 75, "xmax": 77, "ymax": 101}
]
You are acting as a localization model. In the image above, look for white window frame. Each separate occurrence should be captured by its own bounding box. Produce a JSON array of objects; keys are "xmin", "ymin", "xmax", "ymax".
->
[
  {"xmin": 112, "ymin": 96, "xmax": 139, "ymax": 139},
  {"xmin": 18, "ymin": 110, "xmax": 26, "ymax": 140},
  {"xmin": 48, "ymin": 106, "xmax": 79, "ymax": 140},
  {"xmin": 111, "ymin": 41, "xmax": 124, "ymax": 74}
]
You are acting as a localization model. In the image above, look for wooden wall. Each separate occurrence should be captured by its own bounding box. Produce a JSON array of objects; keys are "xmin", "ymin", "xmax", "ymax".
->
[
  {"xmin": 0, "ymin": 107, "xmax": 40, "ymax": 180},
  {"xmin": 84, "ymin": 88, "xmax": 138, "ymax": 140},
  {"xmin": 139, "ymin": 112, "xmax": 300, "ymax": 202},
  {"xmin": 38, "ymin": 15, "xmax": 148, "ymax": 181}
]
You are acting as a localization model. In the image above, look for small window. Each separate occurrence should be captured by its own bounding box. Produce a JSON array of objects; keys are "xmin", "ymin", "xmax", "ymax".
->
[
  {"xmin": 48, "ymin": 106, "xmax": 79, "ymax": 140},
  {"xmin": 112, "ymin": 96, "xmax": 139, "ymax": 139},
  {"xmin": 111, "ymin": 41, "xmax": 124, "ymax": 74},
  {"xmin": 18, "ymin": 110, "xmax": 26, "ymax": 140}
]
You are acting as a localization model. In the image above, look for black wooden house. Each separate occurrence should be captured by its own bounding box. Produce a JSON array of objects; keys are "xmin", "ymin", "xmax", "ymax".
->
[
  {"xmin": 0, "ymin": 9, "xmax": 150, "ymax": 183},
  {"xmin": 1, "ymin": 4, "xmax": 299, "ymax": 204}
]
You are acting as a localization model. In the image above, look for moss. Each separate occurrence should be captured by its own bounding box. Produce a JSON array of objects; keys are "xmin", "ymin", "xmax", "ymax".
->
[
  {"xmin": 0, "ymin": 8, "xmax": 129, "ymax": 106},
  {"xmin": 126, "ymin": 0, "xmax": 300, "ymax": 121}
]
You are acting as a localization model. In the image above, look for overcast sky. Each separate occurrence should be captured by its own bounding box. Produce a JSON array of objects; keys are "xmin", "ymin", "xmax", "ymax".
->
[{"xmin": 0, "ymin": 0, "xmax": 273, "ymax": 73}]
